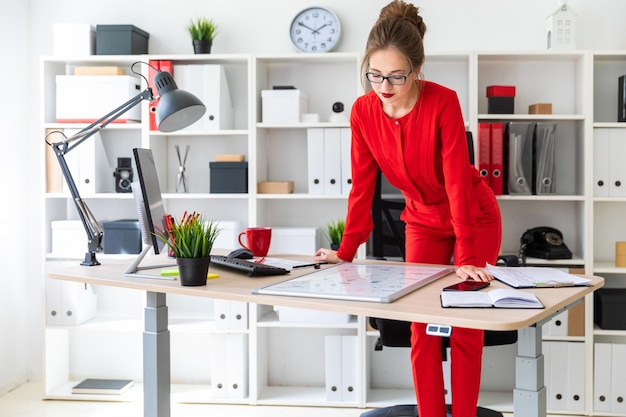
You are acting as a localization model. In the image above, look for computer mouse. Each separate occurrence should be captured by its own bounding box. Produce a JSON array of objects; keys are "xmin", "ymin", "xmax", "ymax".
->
[{"xmin": 227, "ymin": 248, "xmax": 254, "ymax": 259}]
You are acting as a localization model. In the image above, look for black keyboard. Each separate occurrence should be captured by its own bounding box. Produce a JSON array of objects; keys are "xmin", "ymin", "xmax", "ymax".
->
[{"xmin": 210, "ymin": 255, "xmax": 290, "ymax": 277}]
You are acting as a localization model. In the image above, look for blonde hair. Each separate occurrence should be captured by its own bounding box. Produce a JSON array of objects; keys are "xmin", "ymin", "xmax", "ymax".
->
[{"xmin": 360, "ymin": 0, "xmax": 427, "ymax": 90}]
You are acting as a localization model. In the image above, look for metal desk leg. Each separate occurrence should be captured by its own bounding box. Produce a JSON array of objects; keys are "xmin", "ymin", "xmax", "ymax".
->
[
  {"xmin": 144, "ymin": 291, "xmax": 170, "ymax": 417},
  {"xmin": 514, "ymin": 325, "xmax": 546, "ymax": 417}
]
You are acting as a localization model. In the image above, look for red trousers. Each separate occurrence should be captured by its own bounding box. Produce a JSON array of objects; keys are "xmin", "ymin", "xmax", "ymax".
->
[{"xmin": 405, "ymin": 189, "xmax": 501, "ymax": 417}]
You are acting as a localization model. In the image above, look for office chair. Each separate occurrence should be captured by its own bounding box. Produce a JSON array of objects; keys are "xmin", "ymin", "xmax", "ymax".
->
[{"xmin": 365, "ymin": 132, "xmax": 517, "ymax": 417}]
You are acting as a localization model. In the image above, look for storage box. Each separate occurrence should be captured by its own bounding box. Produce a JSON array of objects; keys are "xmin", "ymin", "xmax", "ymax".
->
[
  {"xmin": 529, "ymin": 103, "xmax": 553, "ymax": 114},
  {"xmin": 212, "ymin": 220, "xmax": 241, "ymax": 250},
  {"xmin": 53, "ymin": 24, "xmax": 95, "ymax": 55},
  {"xmin": 56, "ymin": 75, "xmax": 142, "ymax": 123},
  {"xmin": 487, "ymin": 85, "xmax": 515, "ymax": 114},
  {"xmin": 269, "ymin": 227, "xmax": 321, "ymax": 255},
  {"xmin": 594, "ymin": 288, "xmax": 626, "ymax": 330},
  {"xmin": 96, "ymin": 25, "xmax": 149, "ymax": 55},
  {"xmin": 210, "ymin": 162, "xmax": 248, "ymax": 193},
  {"xmin": 51, "ymin": 220, "xmax": 86, "ymax": 257},
  {"xmin": 257, "ymin": 181, "xmax": 294, "ymax": 194},
  {"xmin": 486, "ymin": 85, "xmax": 516, "ymax": 97},
  {"xmin": 102, "ymin": 220, "xmax": 141, "ymax": 254},
  {"xmin": 262, "ymin": 89, "xmax": 308, "ymax": 123},
  {"xmin": 74, "ymin": 66, "xmax": 125, "ymax": 75},
  {"xmin": 274, "ymin": 306, "xmax": 353, "ymax": 323}
]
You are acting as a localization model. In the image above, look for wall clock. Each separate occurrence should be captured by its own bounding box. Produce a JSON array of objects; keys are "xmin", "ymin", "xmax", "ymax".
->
[{"xmin": 289, "ymin": 7, "xmax": 341, "ymax": 53}]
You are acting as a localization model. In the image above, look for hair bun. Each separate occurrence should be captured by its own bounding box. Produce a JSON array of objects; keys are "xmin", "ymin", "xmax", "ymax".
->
[{"xmin": 379, "ymin": 0, "xmax": 426, "ymax": 39}]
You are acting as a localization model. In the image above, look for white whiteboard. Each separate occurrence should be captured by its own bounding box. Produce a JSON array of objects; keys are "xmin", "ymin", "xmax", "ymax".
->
[{"xmin": 252, "ymin": 263, "xmax": 453, "ymax": 303}]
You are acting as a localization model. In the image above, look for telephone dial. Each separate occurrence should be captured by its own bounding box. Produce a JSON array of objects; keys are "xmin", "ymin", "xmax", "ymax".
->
[{"xmin": 519, "ymin": 226, "xmax": 572, "ymax": 263}]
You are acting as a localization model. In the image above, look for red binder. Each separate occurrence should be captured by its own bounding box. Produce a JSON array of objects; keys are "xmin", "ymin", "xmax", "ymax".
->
[
  {"xmin": 147, "ymin": 60, "xmax": 161, "ymax": 131},
  {"xmin": 478, "ymin": 122, "xmax": 491, "ymax": 186},
  {"xmin": 490, "ymin": 123, "xmax": 504, "ymax": 195}
]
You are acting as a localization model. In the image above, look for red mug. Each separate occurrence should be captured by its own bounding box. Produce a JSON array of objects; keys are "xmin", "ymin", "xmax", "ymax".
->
[{"xmin": 238, "ymin": 227, "xmax": 272, "ymax": 257}]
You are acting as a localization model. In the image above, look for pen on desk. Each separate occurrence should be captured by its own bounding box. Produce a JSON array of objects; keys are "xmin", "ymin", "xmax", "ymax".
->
[{"xmin": 292, "ymin": 262, "xmax": 329, "ymax": 269}]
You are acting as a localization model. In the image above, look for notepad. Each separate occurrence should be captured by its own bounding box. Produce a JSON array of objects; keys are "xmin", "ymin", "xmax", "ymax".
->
[
  {"xmin": 72, "ymin": 378, "xmax": 134, "ymax": 395},
  {"xmin": 485, "ymin": 264, "xmax": 591, "ymax": 288},
  {"xmin": 440, "ymin": 288, "xmax": 544, "ymax": 309}
]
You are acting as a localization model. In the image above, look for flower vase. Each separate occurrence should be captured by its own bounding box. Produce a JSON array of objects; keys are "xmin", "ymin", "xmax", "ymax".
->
[{"xmin": 176, "ymin": 256, "xmax": 211, "ymax": 286}]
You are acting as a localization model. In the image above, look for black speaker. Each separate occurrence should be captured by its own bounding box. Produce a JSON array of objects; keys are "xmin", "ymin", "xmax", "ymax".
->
[{"xmin": 114, "ymin": 157, "xmax": 133, "ymax": 193}]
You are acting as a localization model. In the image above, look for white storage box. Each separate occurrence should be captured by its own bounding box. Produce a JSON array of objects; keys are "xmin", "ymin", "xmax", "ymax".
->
[
  {"xmin": 53, "ymin": 24, "xmax": 95, "ymax": 55},
  {"xmin": 262, "ymin": 89, "xmax": 308, "ymax": 123},
  {"xmin": 51, "ymin": 220, "xmax": 85, "ymax": 258},
  {"xmin": 56, "ymin": 75, "xmax": 142, "ymax": 123},
  {"xmin": 269, "ymin": 227, "xmax": 321, "ymax": 255},
  {"xmin": 274, "ymin": 306, "xmax": 353, "ymax": 323}
]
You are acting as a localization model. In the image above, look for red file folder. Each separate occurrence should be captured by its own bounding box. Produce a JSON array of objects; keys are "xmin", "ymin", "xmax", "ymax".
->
[
  {"xmin": 478, "ymin": 122, "xmax": 491, "ymax": 186},
  {"xmin": 147, "ymin": 60, "xmax": 160, "ymax": 131},
  {"xmin": 490, "ymin": 123, "xmax": 504, "ymax": 195}
]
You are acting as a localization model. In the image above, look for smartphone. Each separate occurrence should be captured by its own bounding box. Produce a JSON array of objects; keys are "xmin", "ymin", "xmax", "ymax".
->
[{"xmin": 443, "ymin": 280, "xmax": 490, "ymax": 291}]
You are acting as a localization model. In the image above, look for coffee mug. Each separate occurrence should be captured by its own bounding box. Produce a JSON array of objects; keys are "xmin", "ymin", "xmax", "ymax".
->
[{"xmin": 238, "ymin": 227, "xmax": 272, "ymax": 257}]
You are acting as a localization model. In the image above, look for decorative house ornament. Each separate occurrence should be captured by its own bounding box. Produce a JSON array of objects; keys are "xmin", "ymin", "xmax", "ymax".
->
[{"xmin": 547, "ymin": 0, "xmax": 576, "ymax": 50}]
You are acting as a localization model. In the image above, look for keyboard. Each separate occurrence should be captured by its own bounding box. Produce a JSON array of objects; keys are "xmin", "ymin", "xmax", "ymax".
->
[{"xmin": 210, "ymin": 255, "xmax": 290, "ymax": 277}]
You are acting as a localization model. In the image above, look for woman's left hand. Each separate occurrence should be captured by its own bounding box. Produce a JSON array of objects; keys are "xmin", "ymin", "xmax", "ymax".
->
[{"xmin": 455, "ymin": 265, "xmax": 494, "ymax": 282}]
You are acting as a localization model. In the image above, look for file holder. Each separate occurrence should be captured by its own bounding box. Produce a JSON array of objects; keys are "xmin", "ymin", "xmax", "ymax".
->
[
  {"xmin": 534, "ymin": 123, "xmax": 557, "ymax": 195},
  {"xmin": 504, "ymin": 122, "xmax": 535, "ymax": 195}
]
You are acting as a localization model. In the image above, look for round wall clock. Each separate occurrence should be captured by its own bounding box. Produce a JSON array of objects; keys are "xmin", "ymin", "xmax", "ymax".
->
[{"xmin": 289, "ymin": 7, "xmax": 342, "ymax": 53}]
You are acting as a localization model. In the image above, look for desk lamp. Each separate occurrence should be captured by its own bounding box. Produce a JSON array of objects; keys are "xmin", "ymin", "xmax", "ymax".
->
[{"xmin": 47, "ymin": 62, "xmax": 206, "ymax": 266}]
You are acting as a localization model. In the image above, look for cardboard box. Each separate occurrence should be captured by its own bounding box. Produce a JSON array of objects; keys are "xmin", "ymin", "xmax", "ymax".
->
[
  {"xmin": 257, "ymin": 181, "xmax": 294, "ymax": 194},
  {"xmin": 96, "ymin": 25, "xmax": 149, "ymax": 55},
  {"xmin": 215, "ymin": 154, "xmax": 246, "ymax": 162},
  {"xmin": 529, "ymin": 103, "xmax": 553, "ymax": 114},
  {"xmin": 269, "ymin": 227, "xmax": 321, "ymax": 255},
  {"xmin": 53, "ymin": 24, "xmax": 95, "ymax": 55},
  {"xmin": 210, "ymin": 162, "xmax": 248, "ymax": 193},
  {"xmin": 56, "ymin": 75, "xmax": 142, "ymax": 123},
  {"xmin": 262, "ymin": 89, "xmax": 308, "ymax": 123},
  {"xmin": 74, "ymin": 66, "xmax": 126, "ymax": 75},
  {"xmin": 102, "ymin": 220, "xmax": 141, "ymax": 254}
]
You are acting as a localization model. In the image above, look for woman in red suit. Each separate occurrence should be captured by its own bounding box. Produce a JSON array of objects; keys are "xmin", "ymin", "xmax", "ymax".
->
[{"xmin": 314, "ymin": 1, "xmax": 502, "ymax": 416}]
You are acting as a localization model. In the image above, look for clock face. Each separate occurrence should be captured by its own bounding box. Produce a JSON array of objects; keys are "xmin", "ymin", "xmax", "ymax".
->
[{"xmin": 290, "ymin": 7, "xmax": 341, "ymax": 53}]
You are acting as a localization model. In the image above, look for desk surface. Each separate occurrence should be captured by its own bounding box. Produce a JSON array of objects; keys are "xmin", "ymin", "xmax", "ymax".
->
[{"xmin": 47, "ymin": 254, "xmax": 603, "ymax": 331}]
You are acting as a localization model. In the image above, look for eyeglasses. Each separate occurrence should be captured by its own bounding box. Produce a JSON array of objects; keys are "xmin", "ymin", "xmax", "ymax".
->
[{"xmin": 366, "ymin": 70, "xmax": 413, "ymax": 85}]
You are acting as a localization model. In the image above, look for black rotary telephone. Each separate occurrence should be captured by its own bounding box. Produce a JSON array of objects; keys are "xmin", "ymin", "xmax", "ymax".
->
[{"xmin": 519, "ymin": 226, "xmax": 572, "ymax": 263}]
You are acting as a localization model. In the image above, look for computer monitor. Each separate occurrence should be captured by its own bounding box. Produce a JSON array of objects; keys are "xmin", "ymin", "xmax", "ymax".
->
[{"xmin": 124, "ymin": 147, "xmax": 175, "ymax": 278}]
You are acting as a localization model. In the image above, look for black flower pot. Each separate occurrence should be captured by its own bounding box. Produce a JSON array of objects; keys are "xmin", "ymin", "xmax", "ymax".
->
[
  {"xmin": 331, "ymin": 243, "xmax": 340, "ymax": 251},
  {"xmin": 176, "ymin": 256, "xmax": 211, "ymax": 286},
  {"xmin": 192, "ymin": 39, "xmax": 213, "ymax": 54}
]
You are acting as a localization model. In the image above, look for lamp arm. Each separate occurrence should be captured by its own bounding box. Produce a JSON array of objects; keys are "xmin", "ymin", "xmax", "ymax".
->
[{"xmin": 50, "ymin": 88, "xmax": 154, "ymax": 266}]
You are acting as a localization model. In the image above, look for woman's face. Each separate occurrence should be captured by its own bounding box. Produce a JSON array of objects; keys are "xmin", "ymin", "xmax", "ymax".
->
[{"xmin": 367, "ymin": 48, "xmax": 417, "ymax": 105}]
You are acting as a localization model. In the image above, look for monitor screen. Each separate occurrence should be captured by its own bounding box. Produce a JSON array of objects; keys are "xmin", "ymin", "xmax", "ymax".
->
[{"xmin": 132, "ymin": 148, "xmax": 167, "ymax": 255}]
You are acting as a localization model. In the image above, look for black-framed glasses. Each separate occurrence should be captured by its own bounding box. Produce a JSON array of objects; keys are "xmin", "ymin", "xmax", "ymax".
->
[{"xmin": 366, "ymin": 70, "xmax": 413, "ymax": 85}]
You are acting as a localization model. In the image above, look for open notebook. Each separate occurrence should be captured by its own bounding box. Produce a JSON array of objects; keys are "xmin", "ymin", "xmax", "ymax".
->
[{"xmin": 485, "ymin": 264, "xmax": 591, "ymax": 288}]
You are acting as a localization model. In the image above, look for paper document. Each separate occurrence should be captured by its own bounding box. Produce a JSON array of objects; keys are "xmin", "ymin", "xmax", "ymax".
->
[{"xmin": 486, "ymin": 264, "xmax": 591, "ymax": 288}]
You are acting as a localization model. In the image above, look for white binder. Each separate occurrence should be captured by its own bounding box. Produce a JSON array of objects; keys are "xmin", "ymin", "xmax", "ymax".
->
[
  {"xmin": 324, "ymin": 128, "xmax": 342, "ymax": 195},
  {"xmin": 210, "ymin": 333, "xmax": 228, "ymax": 398},
  {"xmin": 547, "ymin": 341, "xmax": 568, "ymax": 410},
  {"xmin": 534, "ymin": 123, "xmax": 557, "ymax": 195},
  {"xmin": 214, "ymin": 300, "xmax": 248, "ymax": 331},
  {"xmin": 340, "ymin": 128, "xmax": 352, "ymax": 194},
  {"xmin": 341, "ymin": 335, "xmax": 359, "ymax": 403},
  {"xmin": 227, "ymin": 333, "xmax": 248, "ymax": 399},
  {"xmin": 173, "ymin": 64, "xmax": 234, "ymax": 131},
  {"xmin": 609, "ymin": 129, "xmax": 626, "ymax": 197},
  {"xmin": 567, "ymin": 342, "xmax": 585, "ymax": 412},
  {"xmin": 611, "ymin": 343, "xmax": 626, "ymax": 413},
  {"xmin": 325, "ymin": 335, "xmax": 343, "ymax": 402},
  {"xmin": 593, "ymin": 343, "xmax": 612, "ymax": 413},
  {"xmin": 307, "ymin": 128, "xmax": 325, "ymax": 194},
  {"xmin": 213, "ymin": 299, "xmax": 230, "ymax": 330},
  {"xmin": 593, "ymin": 129, "xmax": 610, "ymax": 197}
]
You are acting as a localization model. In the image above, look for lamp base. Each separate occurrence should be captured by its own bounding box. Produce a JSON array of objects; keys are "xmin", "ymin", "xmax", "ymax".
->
[{"xmin": 81, "ymin": 252, "xmax": 101, "ymax": 266}]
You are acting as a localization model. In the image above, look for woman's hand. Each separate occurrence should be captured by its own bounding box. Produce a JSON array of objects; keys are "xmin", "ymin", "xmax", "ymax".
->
[
  {"xmin": 314, "ymin": 248, "xmax": 343, "ymax": 264},
  {"xmin": 455, "ymin": 265, "xmax": 494, "ymax": 282}
]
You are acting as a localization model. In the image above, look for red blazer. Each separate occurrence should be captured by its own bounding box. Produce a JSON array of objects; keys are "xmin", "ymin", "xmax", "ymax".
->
[{"xmin": 338, "ymin": 81, "xmax": 490, "ymax": 266}]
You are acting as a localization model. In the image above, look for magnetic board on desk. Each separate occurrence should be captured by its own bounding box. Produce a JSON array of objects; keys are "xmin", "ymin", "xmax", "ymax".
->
[{"xmin": 252, "ymin": 263, "xmax": 453, "ymax": 303}]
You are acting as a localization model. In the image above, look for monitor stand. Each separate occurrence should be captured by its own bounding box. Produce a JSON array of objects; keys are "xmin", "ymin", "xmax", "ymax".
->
[{"xmin": 124, "ymin": 245, "xmax": 177, "ymax": 280}]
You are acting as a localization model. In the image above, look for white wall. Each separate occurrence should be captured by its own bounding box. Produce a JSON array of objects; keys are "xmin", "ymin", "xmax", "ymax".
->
[{"xmin": 5, "ymin": 0, "xmax": 626, "ymax": 392}]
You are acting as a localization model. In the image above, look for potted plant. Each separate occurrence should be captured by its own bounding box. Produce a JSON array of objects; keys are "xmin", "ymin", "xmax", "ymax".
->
[
  {"xmin": 186, "ymin": 17, "xmax": 219, "ymax": 54},
  {"xmin": 158, "ymin": 213, "xmax": 221, "ymax": 286},
  {"xmin": 326, "ymin": 219, "xmax": 345, "ymax": 251}
]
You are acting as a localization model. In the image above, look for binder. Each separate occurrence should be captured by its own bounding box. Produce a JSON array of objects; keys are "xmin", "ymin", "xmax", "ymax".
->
[
  {"xmin": 147, "ymin": 60, "xmax": 160, "ymax": 131},
  {"xmin": 341, "ymin": 335, "xmax": 358, "ymax": 403},
  {"xmin": 490, "ymin": 123, "xmax": 504, "ymax": 195},
  {"xmin": 477, "ymin": 122, "xmax": 491, "ymax": 184},
  {"xmin": 210, "ymin": 333, "xmax": 228, "ymax": 398},
  {"xmin": 229, "ymin": 301, "xmax": 248, "ymax": 331},
  {"xmin": 325, "ymin": 335, "xmax": 343, "ymax": 401},
  {"xmin": 213, "ymin": 299, "xmax": 230, "ymax": 330},
  {"xmin": 227, "ymin": 333, "xmax": 248, "ymax": 399},
  {"xmin": 340, "ymin": 128, "xmax": 352, "ymax": 194},
  {"xmin": 504, "ymin": 122, "xmax": 534, "ymax": 195},
  {"xmin": 611, "ymin": 343, "xmax": 626, "ymax": 413},
  {"xmin": 172, "ymin": 64, "xmax": 234, "ymax": 131},
  {"xmin": 609, "ymin": 129, "xmax": 626, "ymax": 197},
  {"xmin": 567, "ymin": 342, "xmax": 585, "ymax": 412},
  {"xmin": 547, "ymin": 341, "xmax": 568, "ymax": 410},
  {"xmin": 307, "ymin": 128, "xmax": 325, "ymax": 194},
  {"xmin": 534, "ymin": 123, "xmax": 557, "ymax": 195},
  {"xmin": 323, "ymin": 128, "xmax": 342, "ymax": 195},
  {"xmin": 593, "ymin": 343, "xmax": 612, "ymax": 413},
  {"xmin": 593, "ymin": 129, "xmax": 610, "ymax": 197}
]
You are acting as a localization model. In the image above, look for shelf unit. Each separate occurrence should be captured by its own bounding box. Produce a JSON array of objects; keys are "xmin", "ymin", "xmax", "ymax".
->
[{"xmin": 40, "ymin": 51, "xmax": 622, "ymax": 415}]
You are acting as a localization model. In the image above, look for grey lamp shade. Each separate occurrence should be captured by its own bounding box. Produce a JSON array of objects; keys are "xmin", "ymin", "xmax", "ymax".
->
[{"xmin": 153, "ymin": 71, "xmax": 206, "ymax": 132}]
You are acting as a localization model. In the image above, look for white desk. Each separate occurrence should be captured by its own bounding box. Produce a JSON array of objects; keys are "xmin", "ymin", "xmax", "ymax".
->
[{"xmin": 47, "ymin": 255, "xmax": 603, "ymax": 417}]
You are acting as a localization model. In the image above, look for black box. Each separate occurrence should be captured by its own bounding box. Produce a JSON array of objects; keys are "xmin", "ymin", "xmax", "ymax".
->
[
  {"xmin": 210, "ymin": 162, "xmax": 248, "ymax": 193},
  {"xmin": 102, "ymin": 220, "xmax": 142, "ymax": 254},
  {"xmin": 488, "ymin": 97, "xmax": 515, "ymax": 114},
  {"xmin": 594, "ymin": 288, "xmax": 626, "ymax": 330},
  {"xmin": 96, "ymin": 25, "xmax": 149, "ymax": 55}
]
